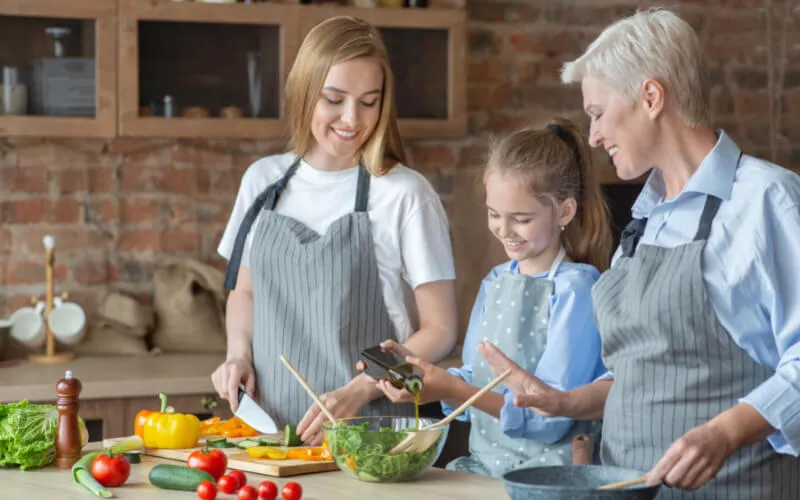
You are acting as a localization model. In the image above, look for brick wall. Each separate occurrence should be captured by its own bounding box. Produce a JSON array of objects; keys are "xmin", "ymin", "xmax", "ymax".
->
[{"xmin": 1, "ymin": 0, "xmax": 797, "ymax": 331}]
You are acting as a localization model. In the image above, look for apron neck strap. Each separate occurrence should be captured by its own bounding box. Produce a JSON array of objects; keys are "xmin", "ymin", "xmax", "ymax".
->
[
  {"xmin": 546, "ymin": 247, "xmax": 566, "ymax": 280},
  {"xmin": 354, "ymin": 162, "xmax": 370, "ymax": 213},
  {"xmin": 264, "ymin": 157, "xmax": 302, "ymax": 211}
]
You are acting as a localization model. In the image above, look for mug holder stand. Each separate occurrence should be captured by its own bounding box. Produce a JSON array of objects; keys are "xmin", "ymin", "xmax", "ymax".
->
[{"xmin": 28, "ymin": 236, "xmax": 75, "ymax": 364}]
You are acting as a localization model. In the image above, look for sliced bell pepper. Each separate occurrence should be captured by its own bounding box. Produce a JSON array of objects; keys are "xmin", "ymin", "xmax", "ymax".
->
[
  {"xmin": 286, "ymin": 447, "xmax": 331, "ymax": 462},
  {"xmin": 142, "ymin": 393, "xmax": 201, "ymax": 449},
  {"xmin": 247, "ymin": 446, "xmax": 289, "ymax": 460},
  {"xmin": 199, "ymin": 417, "xmax": 223, "ymax": 436}
]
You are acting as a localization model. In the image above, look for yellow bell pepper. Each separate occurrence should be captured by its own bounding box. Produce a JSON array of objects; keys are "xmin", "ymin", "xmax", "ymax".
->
[{"xmin": 142, "ymin": 393, "xmax": 201, "ymax": 449}]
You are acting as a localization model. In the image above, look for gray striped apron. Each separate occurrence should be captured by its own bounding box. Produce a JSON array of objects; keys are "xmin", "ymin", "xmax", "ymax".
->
[
  {"xmin": 447, "ymin": 249, "xmax": 602, "ymax": 477},
  {"xmin": 224, "ymin": 157, "xmax": 412, "ymax": 427},
  {"xmin": 592, "ymin": 153, "xmax": 800, "ymax": 498}
]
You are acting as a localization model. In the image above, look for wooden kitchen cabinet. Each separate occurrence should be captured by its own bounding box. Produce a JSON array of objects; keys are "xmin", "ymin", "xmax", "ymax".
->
[
  {"xmin": 298, "ymin": 5, "xmax": 467, "ymax": 139},
  {"xmin": 0, "ymin": 0, "xmax": 117, "ymax": 137},
  {"xmin": 0, "ymin": 1, "xmax": 467, "ymax": 140},
  {"xmin": 117, "ymin": 0, "xmax": 299, "ymax": 139}
]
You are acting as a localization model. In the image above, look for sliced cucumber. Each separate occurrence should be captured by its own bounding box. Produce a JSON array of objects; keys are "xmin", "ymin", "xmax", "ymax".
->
[
  {"xmin": 284, "ymin": 424, "xmax": 302, "ymax": 447},
  {"xmin": 206, "ymin": 437, "xmax": 236, "ymax": 448},
  {"xmin": 258, "ymin": 437, "xmax": 282, "ymax": 446},
  {"xmin": 149, "ymin": 464, "xmax": 214, "ymax": 491},
  {"xmin": 236, "ymin": 439, "xmax": 262, "ymax": 449}
]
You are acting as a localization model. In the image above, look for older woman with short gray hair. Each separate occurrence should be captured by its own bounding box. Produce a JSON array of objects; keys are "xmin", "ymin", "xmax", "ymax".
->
[{"xmin": 480, "ymin": 7, "xmax": 800, "ymax": 499}]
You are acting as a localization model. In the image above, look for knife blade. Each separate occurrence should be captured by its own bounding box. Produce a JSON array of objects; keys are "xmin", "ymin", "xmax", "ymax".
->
[{"xmin": 234, "ymin": 385, "xmax": 279, "ymax": 435}]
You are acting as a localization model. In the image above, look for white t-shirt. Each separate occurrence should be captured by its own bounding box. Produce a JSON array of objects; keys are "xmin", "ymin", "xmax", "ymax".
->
[{"xmin": 218, "ymin": 152, "xmax": 456, "ymax": 341}]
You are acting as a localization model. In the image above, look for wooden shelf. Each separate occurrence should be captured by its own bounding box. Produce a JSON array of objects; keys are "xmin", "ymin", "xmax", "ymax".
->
[
  {"xmin": 0, "ymin": 0, "xmax": 466, "ymax": 140},
  {"xmin": 298, "ymin": 5, "xmax": 467, "ymax": 138},
  {"xmin": 0, "ymin": 0, "xmax": 117, "ymax": 138},
  {"xmin": 118, "ymin": 0, "xmax": 299, "ymax": 138}
]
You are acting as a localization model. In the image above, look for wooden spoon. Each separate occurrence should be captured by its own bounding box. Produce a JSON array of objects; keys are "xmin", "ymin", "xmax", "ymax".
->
[
  {"xmin": 389, "ymin": 368, "xmax": 511, "ymax": 454},
  {"xmin": 597, "ymin": 476, "xmax": 649, "ymax": 490},
  {"xmin": 279, "ymin": 354, "xmax": 337, "ymax": 425}
]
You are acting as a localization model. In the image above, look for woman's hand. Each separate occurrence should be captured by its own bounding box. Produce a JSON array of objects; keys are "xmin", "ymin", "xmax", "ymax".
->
[
  {"xmin": 211, "ymin": 357, "xmax": 255, "ymax": 413},
  {"xmin": 647, "ymin": 404, "xmax": 774, "ymax": 491},
  {"xmin": 296, "ymin": 375, "xmax": 374, "ymax": 445},
  {"xmin": 646, "ymin": 422, "xmax": 735, "ymax": 490},
  {"xmin": 478, "ymin": 341, "xmax": 565, "ymax": 417}
]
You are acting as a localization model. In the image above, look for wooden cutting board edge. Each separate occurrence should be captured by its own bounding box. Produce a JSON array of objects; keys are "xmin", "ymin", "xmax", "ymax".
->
[{"xmin": 102, "ymin": 436, "xmax": 340, "ymax": 478}]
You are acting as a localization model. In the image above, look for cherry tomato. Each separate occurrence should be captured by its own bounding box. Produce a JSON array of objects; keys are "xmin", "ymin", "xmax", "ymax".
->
[
  {"xmin": 238, "ymin": 484, "xmax": 258, "ymax": 500},
  {"xmin": 218, "ymin": 474, "xmax": 239, "ymax": 494},
  {"xmin": 196, "ymin": 480, "xmax": 217, "ymax": 500},
  {"xmin": 257, "ymin": 480, "xmax": 279, "ymax": 500},
  {"xmin": 187, "ymin": 448, "xmax": 228, "ymax": 480},
  {"xmin": 229, "ymin": 469, "xmax": 247, "ymax": 488},
  {"xmin": 90, "ymin": 453, "xmax": 131, "ymax": 487},
  {"xmin": 281, "ymin": 482, "xmax": 302, "ymax": 500}
]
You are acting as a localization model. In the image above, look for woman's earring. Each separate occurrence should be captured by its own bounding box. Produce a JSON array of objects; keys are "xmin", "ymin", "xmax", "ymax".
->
[{"xmin": 560, "ymin": 226, "xmax": 565, "ymax": 232}]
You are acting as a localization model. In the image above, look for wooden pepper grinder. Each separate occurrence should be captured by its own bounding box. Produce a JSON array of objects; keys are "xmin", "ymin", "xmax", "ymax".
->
[{"xmin": 55, "ymin": 369, "xmax": 82, "ymax": 468}]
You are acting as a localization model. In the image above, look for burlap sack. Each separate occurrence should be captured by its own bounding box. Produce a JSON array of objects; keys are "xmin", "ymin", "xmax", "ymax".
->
[
  {"xmin": 149, "ymin": 257, "xmax": 227, "ymax": 353},
  {"xmin": 95, "ymin": 291, "xmax": 154, "ymax": 338},
  {"xmin": 73, "ymin": 319, "xmax": 150, "ymax": 356}
]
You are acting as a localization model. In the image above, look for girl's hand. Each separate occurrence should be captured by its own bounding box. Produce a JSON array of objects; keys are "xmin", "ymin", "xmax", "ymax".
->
[
  {"xmin": 375, "ymin": 354, "xmax": 458, "ymax": 405},
  {"xmin": 478, "ymin": 341, "xmax": 565, "ymax": 417}
]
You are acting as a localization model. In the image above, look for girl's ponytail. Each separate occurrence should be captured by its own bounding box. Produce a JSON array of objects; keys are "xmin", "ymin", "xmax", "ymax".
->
[{"xmin": 550, "ymin": 119, "xmax": 613, "ymax": 271}]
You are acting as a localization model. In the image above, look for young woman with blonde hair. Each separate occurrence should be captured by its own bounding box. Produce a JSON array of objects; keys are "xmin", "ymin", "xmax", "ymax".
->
[{"xmin": 213, "ymin": 16, "xmax": 458, "ymax": 444}]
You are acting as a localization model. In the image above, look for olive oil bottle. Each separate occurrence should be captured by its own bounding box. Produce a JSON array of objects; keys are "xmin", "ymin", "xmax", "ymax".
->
[{"xmin": 360, "ymin": 345, "xmax": 424, "ymax": 429}]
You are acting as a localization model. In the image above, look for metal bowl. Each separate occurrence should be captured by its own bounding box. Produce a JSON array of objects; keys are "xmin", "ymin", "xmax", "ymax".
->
[{"xmin": 503, "ymin": 465, "xmax": 661, "ymax": 500}]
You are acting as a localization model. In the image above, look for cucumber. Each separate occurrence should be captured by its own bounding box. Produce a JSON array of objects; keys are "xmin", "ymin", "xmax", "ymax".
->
[
  {"xmin": 149, "ymin": 464, "xmax": 214, "ymax": 491},
  {"xmin": 236, "ymin": 439, "xmax": 262, "ymax": 449},
  {"xmin": 123, "ymin": 451, "xmax": 142, "ymax": 464},
  {"xmin": 284, "ymin": 424, "xmax": 302, "ymax": 446},
  {"xmin": 206, "ymin": 437, "xmax": 236, "ymax": 448},
  {"xmin": 258, "ymin": 437, "xmax": 282, "ymax": 446}
]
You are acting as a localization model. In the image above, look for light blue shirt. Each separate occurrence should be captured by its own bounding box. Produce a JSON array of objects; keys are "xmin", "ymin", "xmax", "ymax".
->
[
  {"xmin": 606, "ymin": 130, "xmax": 800, "ymax": 456},
  {"xmin": 442, "ymin": 260, "xmax": 607, "ymax": 444}
]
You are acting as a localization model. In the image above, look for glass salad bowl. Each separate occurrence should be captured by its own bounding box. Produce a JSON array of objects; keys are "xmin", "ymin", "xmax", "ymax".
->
[{"xmin": 322, "ymin": 416, "xmax": 449, "ymax": 482}]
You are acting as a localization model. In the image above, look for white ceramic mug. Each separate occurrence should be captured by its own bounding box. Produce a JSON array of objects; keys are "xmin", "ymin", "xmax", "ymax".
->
[
  {"xmin": 48, "ymin": 298, "xmax": 86, "ymax": 346},
  {"xmin": 10, "ymin": 302, "xmax": 46, "ymax": 348}
]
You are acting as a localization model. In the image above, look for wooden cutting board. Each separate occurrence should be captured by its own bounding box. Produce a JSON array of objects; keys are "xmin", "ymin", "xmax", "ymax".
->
[{"xmin": 103, "ymin": 436, "xmax": 340, "ymax": 477}]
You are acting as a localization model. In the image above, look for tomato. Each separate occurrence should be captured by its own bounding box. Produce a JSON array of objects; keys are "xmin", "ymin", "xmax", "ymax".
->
[
  {"xmin": 257, "ymin": 480, "xmax": 278, "ymax": 500},
  {"xmin": 187, "ymin": 448, "xmax": 228, "ymax": 480},
  {"xmin": 90, "ymin": 453, "xmax": 131, "ymax": 487},
  {"xmin": 196, "ymin": 480, "xmax": 217, "ymax": 500},
  {"xmin": 217, "ymin": 474, "xmax": 239, "ymax": 494},
  {"xmin": 229, "ymin": 469, "xmax": 247, "ymax": 487},
  {"xmin": 281, "ymin": 481, "xmax": 302, "ymax": 500},
  {"xmin": 238, "ymin": 484, "xmax": 258, "ymax": 500}
]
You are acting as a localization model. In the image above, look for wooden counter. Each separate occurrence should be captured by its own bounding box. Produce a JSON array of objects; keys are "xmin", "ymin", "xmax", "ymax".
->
[
  {"xmin": 2, "ymin": 444, "xmax": 507, "ymax": 499},
  {"xmin": 0, "ymin": 354, "xmax": 230, "ymax": 441},
  {"xmin": 0, "ymin": 353, "xmax": 224, "ymax": 402}
]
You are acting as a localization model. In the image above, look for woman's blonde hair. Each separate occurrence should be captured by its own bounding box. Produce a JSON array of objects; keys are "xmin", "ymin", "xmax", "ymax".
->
[
  {"xmin": 561, "ymin": 8, "xmax": 710, "ymax": 127},
  {"xmin": 485, "ymin": 119, "xmax": 613, "ymax": 271},
  {"xmin": 284, "ymin": 16, "xmax": 406, "ymax": 176}
]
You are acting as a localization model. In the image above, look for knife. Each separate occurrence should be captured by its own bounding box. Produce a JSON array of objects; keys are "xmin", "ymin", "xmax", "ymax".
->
[{"xmin": 234, "ymin": 385, "xmax": 279, "ymax": 435}]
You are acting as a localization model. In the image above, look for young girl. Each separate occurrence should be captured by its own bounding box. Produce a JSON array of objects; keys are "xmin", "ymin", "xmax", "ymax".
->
[{"xmin": 373, "ymin": 118, "xmax": 612, "ymax": 477}]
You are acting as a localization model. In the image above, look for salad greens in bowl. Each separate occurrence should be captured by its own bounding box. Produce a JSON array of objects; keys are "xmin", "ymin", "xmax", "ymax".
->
[{"xmin": 323, "ymin": 416, "xmax": 448, "ymax": 482}]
